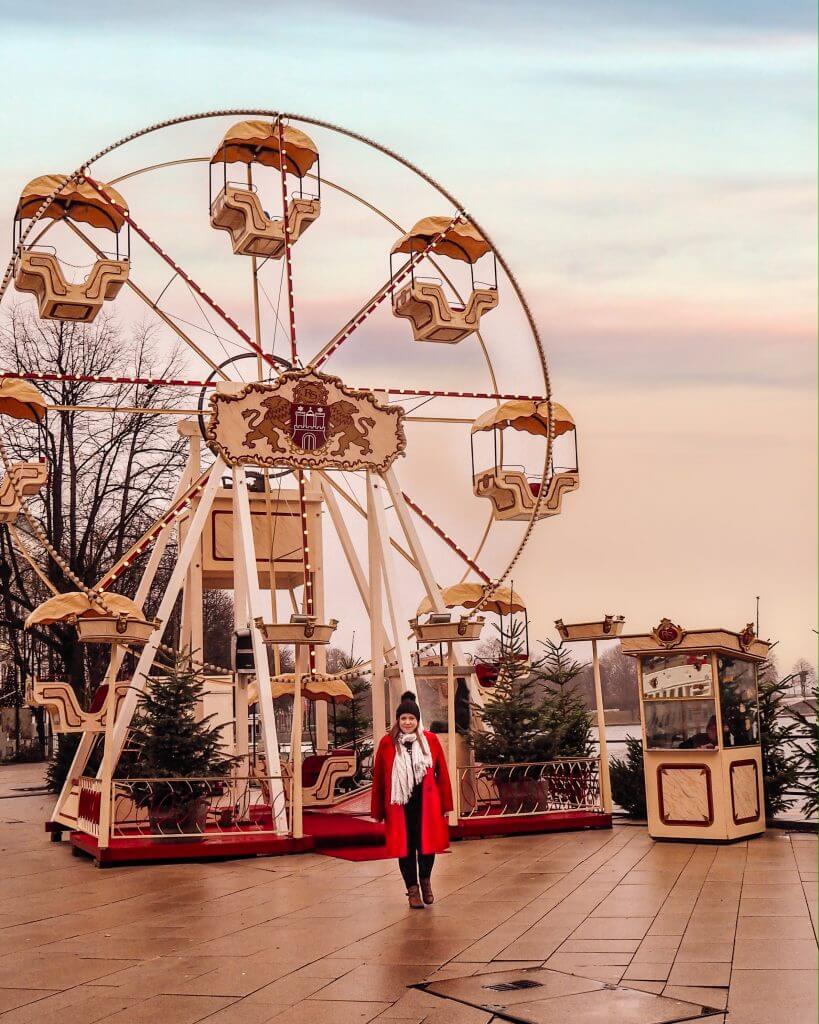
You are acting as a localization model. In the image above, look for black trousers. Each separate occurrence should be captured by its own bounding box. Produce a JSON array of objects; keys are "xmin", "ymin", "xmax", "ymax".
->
[{"xmin": 398, "ymin": 783, "xmax": 435, "ymax": 888}]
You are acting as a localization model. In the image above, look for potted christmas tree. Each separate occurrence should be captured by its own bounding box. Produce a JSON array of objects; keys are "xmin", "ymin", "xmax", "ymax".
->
[
  {"xmin": 470, "ymin": 620, "xmax": 554, "ymax": 809},
  {"xmin": 470, "ymin": 625, "xmax": 594, "ymax": 811},
  {"xmin": 122, "ymin": 653, "xmax": 235, "ymax": 836},
  {"xmin": 532, "ymin": 639, "xmax": 593, "ymax": 807}
]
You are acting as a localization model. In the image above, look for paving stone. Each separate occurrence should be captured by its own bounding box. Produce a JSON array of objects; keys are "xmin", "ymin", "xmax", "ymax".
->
[
  {"xmin": 727, "ymin": 969, "xmax": 818, "ymax": 1024},
  {"xmin": 664, "ymin": 985, "xmax": 728, "ymax": 1010},
  {"xmin": 667, "ymin": 962, "xmax": 731, "ymax": 987}
]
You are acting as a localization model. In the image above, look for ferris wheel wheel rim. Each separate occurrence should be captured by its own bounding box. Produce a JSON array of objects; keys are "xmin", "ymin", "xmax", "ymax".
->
[{"xmin": 1, "ymin": 108, "xmax": 558, "ymax": 615}]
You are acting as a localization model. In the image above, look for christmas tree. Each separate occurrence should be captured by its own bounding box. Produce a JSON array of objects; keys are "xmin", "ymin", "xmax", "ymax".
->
[
  {"xmin": 533, "ymin": 638, "xmax": 593, "ymax": 759},
  {"xmin": 123, "ymin": 652, "xmax": 235, "ymax": 810},
  {"xmin": 329, "ymin": 653, "xmax": 372, "ymax": 786},
  {"xmin": 470, "ymin": 618, "xmax": 552, "ymax": 764}
]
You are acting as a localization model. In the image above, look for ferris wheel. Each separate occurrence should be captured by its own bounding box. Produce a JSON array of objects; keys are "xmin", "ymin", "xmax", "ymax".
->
[{"xmin": 0, "ymin": 110, "xmax": 580, "ymax": 848}]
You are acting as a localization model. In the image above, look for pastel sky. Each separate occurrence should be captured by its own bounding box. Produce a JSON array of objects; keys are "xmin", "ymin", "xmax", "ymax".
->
[{"xmin": 0, "ymin": 2, "xmax": 815, "ymax": 672}]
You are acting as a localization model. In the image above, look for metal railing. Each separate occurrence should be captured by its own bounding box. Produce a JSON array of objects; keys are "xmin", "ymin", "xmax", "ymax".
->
[
  {"xmin": 77, "ymin": 777, "xmax": 102, "ymax": 837},
  {"xmin": 458, "ymin": 758, "xmax": 604, "ymax": 819},
  {"xmin": 108, "ymin": 776, "xmax": 289, "ymax": 840}
]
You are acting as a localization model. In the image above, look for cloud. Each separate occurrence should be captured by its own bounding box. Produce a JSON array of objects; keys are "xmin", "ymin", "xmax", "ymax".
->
[{"xmin": 3, "ymin": 0, "xmax": 815, "ymax": 44}]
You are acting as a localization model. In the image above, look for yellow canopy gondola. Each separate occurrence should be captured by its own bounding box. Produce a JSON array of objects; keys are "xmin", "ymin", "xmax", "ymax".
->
[
  {"xmin": 0, "ymin": 379, "xmax": 47, "ymax": 422},
  {"xmin": 249, "ymin": 674, "xmax": 354, "ymax": 705},
  {"xmin": 471, "ymin": 400, "xmax": 575, "ymax": 438},
  {"xmin": 417, "ymin": 583, "xmax": 526, "ymax": 617},
  {"xmin": 391, "ymin": 216, "xmax": 491, "ymax": 264},
  {"xmin": 16, "ymin": 175, "xmax": 128, "ymax": 232},
  {"xmin": 211, "ymin": 120, "xmax": 319, "ymax": 177},
  {"xmin": 25, "ymin": 591, "xmax": 145, "ymax": 628}
]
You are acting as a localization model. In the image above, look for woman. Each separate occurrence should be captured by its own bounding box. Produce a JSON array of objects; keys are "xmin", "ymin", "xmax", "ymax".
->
[{"xmin": 371, "ymin": 691, "xmax": 453, "ymax": 909}]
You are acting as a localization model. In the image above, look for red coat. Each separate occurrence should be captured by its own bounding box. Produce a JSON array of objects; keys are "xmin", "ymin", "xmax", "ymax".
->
[{"xmin": 370, "ymin": 731, "xmax": 453, "ymax": 857}]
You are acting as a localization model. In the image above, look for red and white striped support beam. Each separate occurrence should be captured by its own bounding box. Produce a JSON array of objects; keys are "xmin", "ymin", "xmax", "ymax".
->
[
  {"xmin": 400, "ymin": 489, "xmax": 491, "ymax": 584},
  {"xmin": 0, "ymin": 370, "xmax": 549, "ymax": 405},
  {"xmin": 96, "ymin": 467, "xmax": 213, "ymax": 590},
  {"xmin": 309, "ymin": 212, "xmax": 465, "ymax": 370},
  {"xmin": 0, "ymin": 370, "xmax": 214, "ymax": 389},
  {"xmin": 383, "ymin": 387, "xmax": 548, "ymax": 403},
  {"xmin": 80, "ymin": 173, "xmax": 280, "ymax": 371},
  {"xmin": 275, "ymin": 118, "xmax": 299, "ymax": 366}
]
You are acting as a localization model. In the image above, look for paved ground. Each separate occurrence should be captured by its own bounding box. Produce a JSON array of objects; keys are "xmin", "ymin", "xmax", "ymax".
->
[{"xmin": 0, "ymin": 763, "xmax": 816, "ymax": 1024}]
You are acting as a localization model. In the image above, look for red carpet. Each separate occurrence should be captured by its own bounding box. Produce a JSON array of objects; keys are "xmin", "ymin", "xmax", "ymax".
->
[{"xmin": 302, "ymin": 809, "xmax": 387, "ymax": 860}]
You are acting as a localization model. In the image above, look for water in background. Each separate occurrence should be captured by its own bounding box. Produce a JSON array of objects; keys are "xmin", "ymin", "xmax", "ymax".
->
[{"xmin": 591, "ymin": 723, "xmax": 816, "ymax": 824}]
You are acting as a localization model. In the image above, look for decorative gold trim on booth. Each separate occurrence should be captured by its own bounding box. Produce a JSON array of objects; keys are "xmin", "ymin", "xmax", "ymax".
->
[
  {"xmin": 621, "ymin": 626, "xmax": 771, "ymax": 662},
  {"xmin": 652, "ymin": 617, "xmax": 684, "ymax": 649},
  {"xmin": 738, "ymin": 623, "xmax": 757, "ymax": 652}
]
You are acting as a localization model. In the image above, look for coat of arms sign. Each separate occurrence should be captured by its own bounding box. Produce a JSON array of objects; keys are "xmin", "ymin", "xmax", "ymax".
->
[{"xmin": 205, "ymin": 370, "xmax": 406, "ymax": 471}]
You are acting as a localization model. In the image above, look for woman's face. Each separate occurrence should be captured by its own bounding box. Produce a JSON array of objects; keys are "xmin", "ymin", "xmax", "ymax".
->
[{"xmin": 398, "ymin": 713, "xmax": 418, "ymax": 734}]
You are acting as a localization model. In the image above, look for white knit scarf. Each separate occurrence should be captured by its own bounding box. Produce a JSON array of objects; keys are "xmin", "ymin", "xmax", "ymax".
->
[{"xmin": 390, "ymin": 731, "xmax": 432, "ymax": 806}]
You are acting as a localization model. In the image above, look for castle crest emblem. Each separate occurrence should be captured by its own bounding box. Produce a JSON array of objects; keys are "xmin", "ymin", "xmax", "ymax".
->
[
  {"xmin": 206, "ymin": 370, "xmax": 406, "ymax": 472},
  {"xmin": 290, "ymin": 380, "xmax": 329, "ymax": 451}
]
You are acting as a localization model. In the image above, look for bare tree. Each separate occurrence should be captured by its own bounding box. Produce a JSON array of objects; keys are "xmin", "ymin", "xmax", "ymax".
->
[
  {"xmin": 790, "ymin": 658, "xmax": 817, "ymax": 697},
  {"xmin": 0, "ymin": 308, "xmax": 187, "ymax": 699}
]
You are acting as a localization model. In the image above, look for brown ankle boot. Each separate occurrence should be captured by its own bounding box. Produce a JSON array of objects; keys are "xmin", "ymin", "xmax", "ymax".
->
[
  {"xmin": 420, "ymin": 878, "xmax": 434, "ymax": 905},
  {"xmin": 407, "ymin": 885, "xmax": 424, "ymax": 909}
]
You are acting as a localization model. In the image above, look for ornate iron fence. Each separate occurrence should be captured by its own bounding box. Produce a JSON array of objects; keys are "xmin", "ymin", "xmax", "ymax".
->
[
  {"xmin": 108, "ymin": 775, "xmax": 289, "ymax": 840},
  {"xmin": 458, "ymin": 758, "xmax": 604, "ymax": 818}
]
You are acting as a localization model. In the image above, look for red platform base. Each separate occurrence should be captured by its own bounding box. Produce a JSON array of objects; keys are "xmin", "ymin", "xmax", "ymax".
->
[
  {"xmin": 69, "ymin": 829, "xmax": 314, "ymax": 867},
  {"xmin": 65, "ymin": 808, "xmax": 611, "ymax": 867},
  {"xmin": 452, "ymin": 810, "xmax": 612, "ymax": 840}
]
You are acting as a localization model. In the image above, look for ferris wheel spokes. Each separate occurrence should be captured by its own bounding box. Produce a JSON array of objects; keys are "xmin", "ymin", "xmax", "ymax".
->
[
  {"xmin": 81, "ymin": 173, "xmax": 280, "ymax": 372},
  {"xmin": 307, "ymin": 211, "xmax": 465, "ymax": 371}
]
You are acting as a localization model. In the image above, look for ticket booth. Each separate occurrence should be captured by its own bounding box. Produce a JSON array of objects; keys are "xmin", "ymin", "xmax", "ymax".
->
[{"xmin": 620, "ymin": 620, "xmax": 769, "ymax": 842}]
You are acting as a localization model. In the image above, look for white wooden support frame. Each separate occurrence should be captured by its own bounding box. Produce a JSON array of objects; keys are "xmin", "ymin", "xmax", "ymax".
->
[
  {"xmin": 446, "ymin": 641, "xmax": 459, "ymax": 825},
  {"xmin": 103, "ymin": 459, "xmax": 226, "ymax": 766},
  {"xmin": 366, "ymin": 473, "xmax": 387, "ymax": 741},
  {"xmin": 319, "ymin": 473, "xmax": 394, "ymax": 658},
  {"xmin": 96, "ymin": 642, "xmax": 120, "ymax": 849},
  {"xmin": 366, "ymin": 471, "xmax": 416, "ymax": 709},
  {"xmin": 591, "ymin": 638, "xmax": 613, "ymax": 814},
  {"xmin": 383, "ymin": 465, "xmax": 477, "ymax": 672},
  {"xmin": 52, "ymin": 461, "xmax": 203, "ymax": 828},
  {"xmin": 233, "ymin": 468, "xmax": 288, "ymax": 832}
]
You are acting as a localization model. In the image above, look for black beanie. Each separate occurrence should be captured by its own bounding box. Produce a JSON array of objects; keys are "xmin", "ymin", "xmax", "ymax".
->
[{"xmin": 396, "ymin": 690, "xmax": 421, "ymax": 721}]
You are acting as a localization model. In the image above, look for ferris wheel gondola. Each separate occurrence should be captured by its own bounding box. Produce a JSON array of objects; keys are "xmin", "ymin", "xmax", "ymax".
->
[
  {"xmin": 470, "ymin": 399, "xmax": 579, "ymax": 521},
  {"xmin": 390, "ymin": 216, "xmax": 498, "ymax": 343},
  {"xmin": 13, "ymin": 175, "xmax": 130, "ymax": 323},
  {"xmin": 209, "ymin": 120, "xmax": 321, "ymax": 259}
]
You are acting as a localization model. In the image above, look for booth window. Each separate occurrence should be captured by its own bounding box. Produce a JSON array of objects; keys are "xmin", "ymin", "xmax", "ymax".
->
[
  {"xmin": 641, "ymin": 652, "xmax": 713, "ymax": 700},
  {"xmin": 718, "ymin": 656, "xmax": 759, "ymax": 747},
  {"xmin": 644, "ymin": 698, "xmax": 719, "ymax": 750}
]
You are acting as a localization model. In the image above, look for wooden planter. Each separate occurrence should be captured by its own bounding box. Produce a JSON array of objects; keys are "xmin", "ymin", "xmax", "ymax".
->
[
  {"xmin": 148, "ymin": 796, "xmax": 209, "ymax": 838},
  {"xmin": 495, "ymin": 775, "xmax": 551, "ymax": 812}
]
